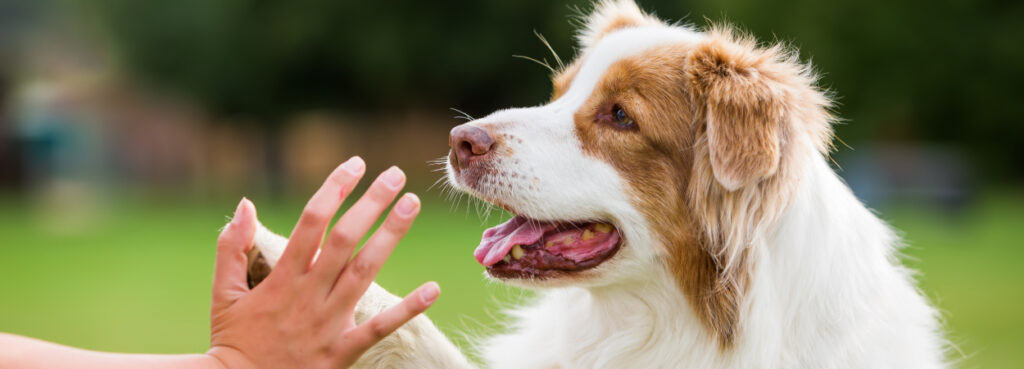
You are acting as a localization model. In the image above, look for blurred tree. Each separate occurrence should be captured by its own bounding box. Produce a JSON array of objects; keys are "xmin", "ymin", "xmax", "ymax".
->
[
  {"xmin": 77, "ymin": 0, "xmax": 589, "ymax": 192},
  {"xmin": 0, "ymin": 0, "xmax": 46, "ymax": 65},
  {"xmin": 79, "ymin": 0, "xmax": 582, "ymax": 117},
  {"xmin": 75, "ymin": 0, "xmax": 1023, "ymax": 180},
  {"xmin": 0, "ymin": 0, "xmax": 52, "ymax": 189}
]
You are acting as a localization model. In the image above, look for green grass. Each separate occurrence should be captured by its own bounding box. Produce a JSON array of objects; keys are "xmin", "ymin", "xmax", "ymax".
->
[{"xmin": 0, "ymin": 192, "xmax": 1021, "ymax": 368}]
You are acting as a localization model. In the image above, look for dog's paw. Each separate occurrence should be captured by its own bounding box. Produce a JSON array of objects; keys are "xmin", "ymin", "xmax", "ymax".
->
[
  {"xmin": 353, "ymin": 282, "xmax": 403, "ymax": 324},
  {"xmin": 241, "ymin": 223, "xmax": 402, "ymax": 321},
  {"xmin": 246, "ymin": 246, "xmax": 273, "ymax": 288},
  {"xmin": 244, "ymin": 222, "xmax": 286, "ymax": 288}
]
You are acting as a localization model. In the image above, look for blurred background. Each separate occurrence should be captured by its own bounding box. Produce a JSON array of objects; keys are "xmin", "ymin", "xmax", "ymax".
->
[{"xmin": 0, "ymin": 0, "xmax": 1021, "ymax": 367}]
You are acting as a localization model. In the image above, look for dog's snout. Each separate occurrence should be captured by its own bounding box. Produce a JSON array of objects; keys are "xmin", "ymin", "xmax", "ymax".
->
[{"xmin": 450, "ymin": 124, "xmax": 495, "ymax": 168}]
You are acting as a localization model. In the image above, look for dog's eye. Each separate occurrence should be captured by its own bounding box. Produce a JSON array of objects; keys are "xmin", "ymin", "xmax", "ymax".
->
[{"xmin": 611, "ymin": 105, "xmax": 637, "ymax": 130}]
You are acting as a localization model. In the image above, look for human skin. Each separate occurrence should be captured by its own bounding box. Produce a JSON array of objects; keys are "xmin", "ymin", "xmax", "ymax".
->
[{"xmin": 0, "ymin": 156, "xmax": 439, "ymax": 369}]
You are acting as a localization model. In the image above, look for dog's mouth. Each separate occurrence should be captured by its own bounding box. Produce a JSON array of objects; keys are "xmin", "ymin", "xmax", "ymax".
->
[{"xmin": 474, "ymin": 215, "xmax": 622, "ymax": 279}]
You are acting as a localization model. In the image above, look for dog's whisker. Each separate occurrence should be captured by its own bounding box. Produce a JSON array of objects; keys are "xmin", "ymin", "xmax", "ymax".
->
[
  {"xmin": 427, "ymin": 176, "xmax": 448, "ymax": 192},
  {"xmin": 449, "ymin": 107, "xmax": 476, "ymax": 121},
  {"xmin": 533, "ymin": 29, "xmax": 564, "ymax": 71},
  {"xmin": 512, "ymin": 54, "xmax": 556, "ymax": 74}
]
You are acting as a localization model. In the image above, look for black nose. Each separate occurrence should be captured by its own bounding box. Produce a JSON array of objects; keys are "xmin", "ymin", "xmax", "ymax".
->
[{"xmin": 449, "ymin": 124, "xmax": 495, "ymax": 169}]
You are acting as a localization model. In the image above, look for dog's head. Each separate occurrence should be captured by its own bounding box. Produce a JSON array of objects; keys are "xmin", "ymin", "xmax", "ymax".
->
[{"xmin": 446, "ymin": 0, "xmax": 833, "ymax": 342}]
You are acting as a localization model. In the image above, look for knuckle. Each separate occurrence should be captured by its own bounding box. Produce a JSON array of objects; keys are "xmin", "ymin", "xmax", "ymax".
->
[
  {"xmin": 327, "ymin": 229, "xmax": 357, "ymax": 248},
  {"xmin": 348, "ymin": 259, "xmax": 376, "ymax": 279},
  {"xmin": 301, "ymin": 207, "xmax": 330, "ymax": 224},
  {"xmin": 332, "ymin": 171, "xmax": 357, "ymax": 187},
  {"xmin": 383, "ymin": 216, "xmax": 410, "ymax": 234},
  {"xmin": 368, "ymin": 184, "xmax": 396, "ymax": 204},
  {"xmin": 216, "ymin": 232, "xmax": 237, "ymax": 249},
  {"xmin": 367, "ymin": 319, "xmax": 390, "ymax": 340},
  {"xmin": 401, "ymin": 299, "xmax": 420, "ymax": 316},
  {"xmin": 319, "ymin": 342, "xmax": 341, "ymax": 361}
]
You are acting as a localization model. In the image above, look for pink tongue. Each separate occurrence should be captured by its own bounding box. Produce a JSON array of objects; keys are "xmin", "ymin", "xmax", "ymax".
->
[{"xmin": 474, "ymin": 216, "xmax": 553, "ymax": 266}]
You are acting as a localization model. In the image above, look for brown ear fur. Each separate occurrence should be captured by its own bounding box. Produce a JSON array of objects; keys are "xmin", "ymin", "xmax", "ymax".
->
[
  {"xmin": 686, "ymin": 30, "xmax": 789, "ymax": 191},
  {"xmin": 679, "ymin": 27, "xmax": 834, "ymax": 346}
]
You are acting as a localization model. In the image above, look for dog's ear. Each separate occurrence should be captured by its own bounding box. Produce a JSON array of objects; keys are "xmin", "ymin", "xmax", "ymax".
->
[
  {"xmin": 686, "ymin": 30, "xmax": 794, "ymax": 191},
  {"xmin": 576, "ymin": 0, "xmax": 662, "ymax": 49}
]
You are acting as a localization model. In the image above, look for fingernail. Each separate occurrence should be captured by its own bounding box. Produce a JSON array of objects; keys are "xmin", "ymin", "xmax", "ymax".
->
[
  {"xmin": 340, "ymin": 156, "xmax": 365, "ymax": 176},
  {"xmin": 421, "ymin": 282, "xmax": 440, "ymax": 305},
  {"xmin": 394, "ymin": 193, "xmax": 420, "ymax": 216},
  {"xmin": 381, "ymin": 166, "xmax": 405, "ymax": 188},
  {"xmin": 231, "ymin": 197, "xmax": 246, "ymax": 224}
]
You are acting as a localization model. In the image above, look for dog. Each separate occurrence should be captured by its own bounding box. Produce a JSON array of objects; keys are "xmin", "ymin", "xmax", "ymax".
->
[{"xmin": 244, "ymin": 1, "xmax": 948, "ymax": 367}]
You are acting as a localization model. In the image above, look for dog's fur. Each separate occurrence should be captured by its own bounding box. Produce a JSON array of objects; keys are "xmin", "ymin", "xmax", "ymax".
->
[{"xmin": 245, "ymin": 1, "xmax": 948, "ymax": 367}]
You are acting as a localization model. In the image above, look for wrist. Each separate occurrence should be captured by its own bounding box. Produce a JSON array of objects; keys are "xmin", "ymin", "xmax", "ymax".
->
[{"xmin": 206, "ymin": 346, "xmax": 257, "ymax": 369}]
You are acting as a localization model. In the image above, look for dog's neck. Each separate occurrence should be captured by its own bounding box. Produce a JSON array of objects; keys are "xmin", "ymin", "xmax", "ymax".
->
[{"xmin": 504, "ymin": 153, "xmax": 926, "ymax": 368}]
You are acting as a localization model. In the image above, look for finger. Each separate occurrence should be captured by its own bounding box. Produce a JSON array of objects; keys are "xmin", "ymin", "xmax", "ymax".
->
[
  {"xmin": 310, "ymin": 166, "xmax": 406, "ymax": 293},
  {"xmin": 212, "ymin": 198, "xmax": 258, "ymax": 310},
  {"xmin": 276, "ymin": 156, "xmax": 365, "ymax": 276},
  {"xmin": 329, "ymin": 193, "xmax": 420, "ymax": 309},
  {"xmin": 341, "ymin": 282, "xmax": 439, "ymax": 354}
]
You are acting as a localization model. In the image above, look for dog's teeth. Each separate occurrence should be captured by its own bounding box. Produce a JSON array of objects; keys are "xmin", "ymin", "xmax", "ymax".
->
[
  {"xmin": 581, "ymin": 229, "xmax": 595, "ymax": 241},
  {"xmin": 545, "ymin": 241, "xmax": 555, "ymax": 249},
  {"xmin": 511, "ymin": 245, "xmax": 525, "ymax": 259},
  {"xmin": 594, "ymin": 223, "xmax": 612, "ymax": 233},
  {"xmin": 502, "ymin": 254, "xmax": 511, "ymax": 263}
]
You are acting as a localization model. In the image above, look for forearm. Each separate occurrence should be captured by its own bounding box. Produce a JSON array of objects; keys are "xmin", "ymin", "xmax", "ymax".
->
[{"xmin": 0, "ymin": 333, "xmax": 223, "ymax": 369}]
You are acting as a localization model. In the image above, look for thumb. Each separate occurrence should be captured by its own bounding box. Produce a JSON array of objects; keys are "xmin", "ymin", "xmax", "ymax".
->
[{"xmin": 212, "ymin": 198, "xmax": 258, "ymax": 311}]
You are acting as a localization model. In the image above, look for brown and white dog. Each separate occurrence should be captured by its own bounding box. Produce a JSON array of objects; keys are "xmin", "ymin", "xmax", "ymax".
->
[{"xmin": 245, "ymin": 1, "xmax": 948, "ymax": 367}]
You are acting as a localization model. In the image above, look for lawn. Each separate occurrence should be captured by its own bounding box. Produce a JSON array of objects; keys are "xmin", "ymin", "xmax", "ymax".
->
[{"xmin": 0, "ymin": 191, "xmax": 1021, "ymax": 368}]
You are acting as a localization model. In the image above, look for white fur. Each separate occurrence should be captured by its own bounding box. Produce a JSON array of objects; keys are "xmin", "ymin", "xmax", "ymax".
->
[
  {"xmin": 249, "ymin": 17, "xmax": 946, "ymax": 369},
  {"xmin": 459, "ymin": 25, "xmax": 943, "ymax": 369},
  {"xmin": 475, "ymin": 152, "xmax": 946, "ymax": 369}
]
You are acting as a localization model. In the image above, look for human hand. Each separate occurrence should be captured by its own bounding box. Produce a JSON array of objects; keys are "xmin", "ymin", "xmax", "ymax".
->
[{"xmin": 205, "ymin": 157, "xmax": 438, "ymax": 369}]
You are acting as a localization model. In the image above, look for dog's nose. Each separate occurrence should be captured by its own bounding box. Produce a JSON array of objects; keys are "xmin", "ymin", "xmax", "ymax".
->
[{"xmin": 449, "ymin": 124, "xmax": 495, "ymax": 168}]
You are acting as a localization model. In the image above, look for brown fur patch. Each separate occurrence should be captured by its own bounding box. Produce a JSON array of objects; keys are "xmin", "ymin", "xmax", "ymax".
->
[
  {"xmin": 682, "ymin": 30, "xmax": 834, "ymax": 344},
  {"xmin": 246, "ymin": 247, "xmax": 272, "ymax": 288},
  {"xmin": 576, "ymin": 0, "xmax": 664, "ymax": 50},
  {"xmin": 594, "ymin": 16, "xmax": 643, "ymax": 42},
  {"xmin": 570, "ymin": 44, "xmax": 751, "ymax": 346},
  {"xmin": 567, "ymin": 25, "xmax": 833, "ymax": 347},
  {"xmin": 686, "ymin": 32, "xmax": 788, "ymax": 190},
  {"xmin": 551, "ymin": 61, "xmax": 581, "ymax": 101}
]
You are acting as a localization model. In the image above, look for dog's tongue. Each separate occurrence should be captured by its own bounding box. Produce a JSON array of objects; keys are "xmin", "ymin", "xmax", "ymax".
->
[{"xmin": 474, "ymin": 216, "xmax": 553, "ymax": 266}]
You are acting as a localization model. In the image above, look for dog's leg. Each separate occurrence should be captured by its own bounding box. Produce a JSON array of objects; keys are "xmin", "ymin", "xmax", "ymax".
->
[{"xmin": 245, "ymin": 222, "xmax": 477, "ymax": 369}]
